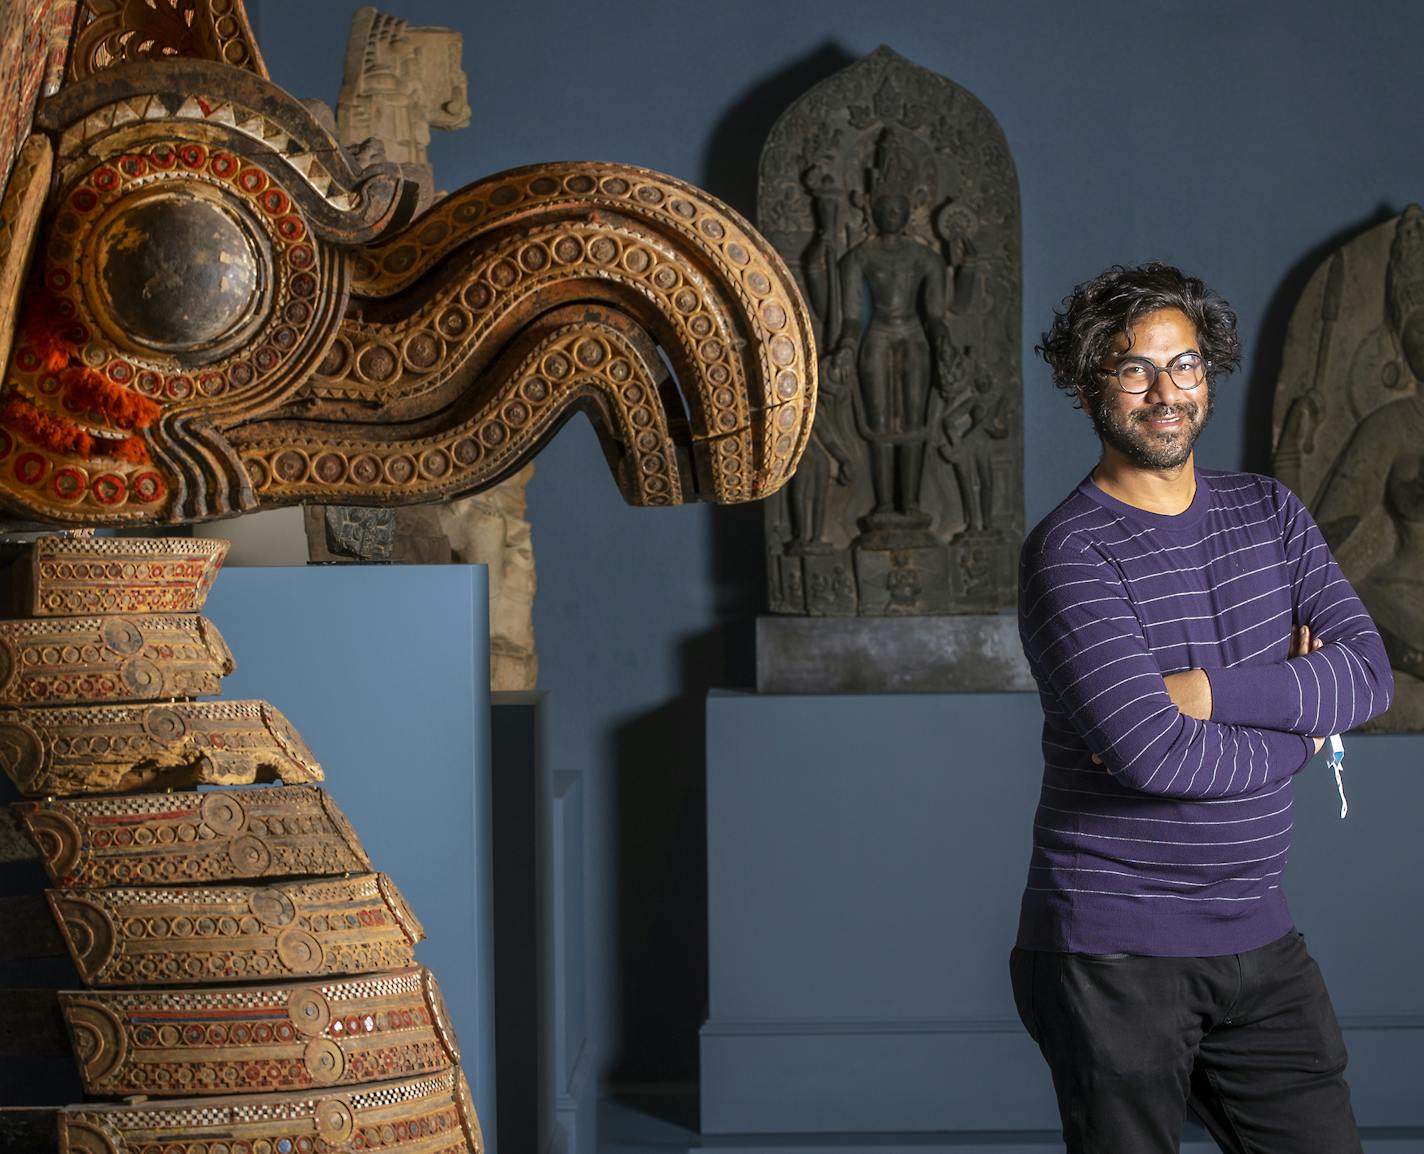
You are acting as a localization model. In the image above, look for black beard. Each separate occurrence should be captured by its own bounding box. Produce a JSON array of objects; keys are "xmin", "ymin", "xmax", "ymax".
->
[{"xmin": 1090, "ymin": 378, "xmax": 1215, "ymax": 470}]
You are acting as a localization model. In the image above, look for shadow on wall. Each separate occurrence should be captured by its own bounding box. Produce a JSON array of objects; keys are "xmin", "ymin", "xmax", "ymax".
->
[
  {"xmin": 604, "ymin": 44, "xmax": 860, "ymax": 1091},
  {"xmin": 701, "ymin": 40, "xmax": 858, "ymax": 220},
  {"xmin": 608, "ymin": 624, "xmax": 741, "ymax": 1089},
  {"xmin": 1241, "ymin": 204, "xmax": 1397, "ymax": 476}
]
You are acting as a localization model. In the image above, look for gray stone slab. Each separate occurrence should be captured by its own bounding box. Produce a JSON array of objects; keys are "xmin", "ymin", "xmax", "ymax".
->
[{"xmin": 756, "ymin": 613, "xmax": 1034, "ymax": 694}]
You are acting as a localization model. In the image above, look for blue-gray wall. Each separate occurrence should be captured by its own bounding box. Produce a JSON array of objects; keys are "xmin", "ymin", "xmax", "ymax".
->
[{"xmin": 251, "ymin": 0, "xmax": 1424, "ymax": 1087}]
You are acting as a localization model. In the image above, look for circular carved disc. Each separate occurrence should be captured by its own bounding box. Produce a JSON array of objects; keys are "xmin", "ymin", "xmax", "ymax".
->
[
  {"xmin": 227, "ymin": 833, "xmax": 272, "ymax": 875},
  {"xmin": 288, "ymin": 987, "xmax": 331, "ymax": 1036},
  {"xmin": 314, "ymin": 1096, "xmax": 356, "ymax": 1145},
  {"xmin": 99, "ymin": 618, "xmax": 145, "ymax": 656},
  {"xmin": 249, "ymin": 886, "xmax": 296, "ymax": 926},
  {"xmin": 303, "ymin": 1037, "xmax": 346, "ymax": 1084},
  {"xmin": 141, "ymin": 705, "xmax": 188, "ymax": 744},
  {"xmin": 200, "ymin": 791, "xmax": 247, "ymax": 836},
  {"xmin": 58, "ymin": 1120, "xmax": 118, "ymax": 1154},
  {"xmin": 25, "ymin": 808, "xmax": 83, "ymax": 877},
  {"xmin": 52, "ymin": 896, "xmax": 118, "ymax": 980},
  {"xmin": 119, "ymin": 656, "xmax": 163, "ymax": 696},
  {"xmin": 275, "ymin": 927, "xmax": 324, "ymax": 973}
]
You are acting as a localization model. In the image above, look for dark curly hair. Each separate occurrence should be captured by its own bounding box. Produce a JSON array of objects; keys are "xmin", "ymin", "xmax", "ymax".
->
[{"xmin": 1037, "ymin": 262, "xmax": 1241, "ymax": 404}]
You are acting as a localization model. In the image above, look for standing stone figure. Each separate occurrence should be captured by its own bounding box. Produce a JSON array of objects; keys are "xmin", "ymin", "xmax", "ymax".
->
[
  {"xmin": 759, "ymin": 47, "xmax": 1022, "ymax": 615},
  {"xmin": 304, "ymin": 6, "xmax": 539, "ymax": 691},
  {"xmin": 832, "ymin": 129, "xmax": 950, "ymax": 542},
  {"xmin": 1274, "ymin": 204, "xmax": 1424, "ymax": 730}
]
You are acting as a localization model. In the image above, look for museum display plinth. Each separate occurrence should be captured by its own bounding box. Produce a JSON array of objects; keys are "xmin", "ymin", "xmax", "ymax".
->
[
  {"xmin": 701, "ymin": 691, "xmax": 1424, "ymax": 1149},
  {"xmin": 755, "ymin": 613, "xmax": 1032, "ymax": 693}
]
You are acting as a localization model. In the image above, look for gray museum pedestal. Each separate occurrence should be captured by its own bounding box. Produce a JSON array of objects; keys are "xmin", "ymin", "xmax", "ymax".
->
[
  {"xmin": 701, "ymin": 691, "xmax": 1424, "ymax": 1149},
  {"xmin": 755, "ymin": 614, "xmax": 1032, "ymax": 694}
]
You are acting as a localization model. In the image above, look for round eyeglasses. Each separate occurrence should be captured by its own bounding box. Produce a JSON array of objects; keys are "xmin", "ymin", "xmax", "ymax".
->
[{"xmin": 1100, "ymin": 351, "xmax": 1208, "ymax": 394}]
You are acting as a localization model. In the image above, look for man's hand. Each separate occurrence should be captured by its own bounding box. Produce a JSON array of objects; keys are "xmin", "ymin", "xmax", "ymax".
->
[
  {"xmin": 1163, "ymin": 668, "xmax": 1212, "ymax": 720},
  {"xmin": 1292, "ymin": 624, "xmax": 1327, "ymax": 754},
  {"xmin": 1094, "ymin": 627, "xmax": 1330, "ymax": 765},
  {"xmin": 1291, "ymin": 623, "xmax": 1324, "ymax": 659}
]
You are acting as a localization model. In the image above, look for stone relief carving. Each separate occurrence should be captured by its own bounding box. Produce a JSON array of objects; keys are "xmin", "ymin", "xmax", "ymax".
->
[
  {"xmin": 306, "ymin": 6, "xmax": 537, "ymax": 693},
  {"xmin": 1274, "ymin": 204, "xmax": 1424, "ymax": 730},
  {"xmin": 759, "ymin": 47, "xmax": 1022, "ymax": 615}
]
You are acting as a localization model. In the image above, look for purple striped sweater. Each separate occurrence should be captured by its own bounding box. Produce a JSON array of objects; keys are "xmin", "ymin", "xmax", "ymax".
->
[{"xmin": 1016, "ymin": 468, "xmax": 1394, "ymax": 956}]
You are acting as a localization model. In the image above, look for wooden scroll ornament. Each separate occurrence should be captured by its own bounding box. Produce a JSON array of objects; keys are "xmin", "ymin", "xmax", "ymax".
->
[{"xmin": 0, "ymin": 22, "xmax": 815, "ymax": 527}]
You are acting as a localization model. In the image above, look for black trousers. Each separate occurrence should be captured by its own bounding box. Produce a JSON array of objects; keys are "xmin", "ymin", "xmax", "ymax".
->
[{"xmin": 1009, "ymin": 931, "xmax": 1361, "ymax": 1154}]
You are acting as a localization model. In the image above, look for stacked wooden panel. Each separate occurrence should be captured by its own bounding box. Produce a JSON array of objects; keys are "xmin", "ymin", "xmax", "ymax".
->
[{"xmin": 2, "ymin": 536, "xmax": 482, "ymax": 1154}]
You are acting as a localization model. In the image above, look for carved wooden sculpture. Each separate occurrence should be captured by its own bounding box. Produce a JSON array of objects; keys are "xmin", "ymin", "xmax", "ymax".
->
[
  {"xmin": 0, "ymin": 6, "xmax": 813, "ymax": 527},
  {"xmin": 307, "ymin": 7, "xmax": 540, "ymax": 696},
  {"xmin": 0, "ymin": 3, "xmax": 816, "ymax": 1151}
]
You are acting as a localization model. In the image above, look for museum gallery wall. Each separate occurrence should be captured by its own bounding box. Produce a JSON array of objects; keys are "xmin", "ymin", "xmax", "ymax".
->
[{"xmin": 1, "ymin": 0, "xmax": 1423, "ymax": 1141}]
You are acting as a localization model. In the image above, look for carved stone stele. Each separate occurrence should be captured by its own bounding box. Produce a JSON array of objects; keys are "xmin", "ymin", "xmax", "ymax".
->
[
  {"xmin": 759, "ymin": 46, "xmax": 1021, "ymax": 616},
  {"xmin": 337, "ymin": 5, "xmax": 471, "ymax": 175},
  {"xmin": 1273, "ymin": 205, "xmax": 1424, "ymax": 731}
]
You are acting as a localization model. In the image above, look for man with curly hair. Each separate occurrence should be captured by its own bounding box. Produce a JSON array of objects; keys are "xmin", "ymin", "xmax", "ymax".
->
[{"xmin": 1011, "ymin": 262, "xmax": 1394, "ymax": 1153}]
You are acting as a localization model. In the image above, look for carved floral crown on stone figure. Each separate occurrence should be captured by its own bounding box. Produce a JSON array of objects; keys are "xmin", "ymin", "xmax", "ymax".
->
[{"xmin": 0, "ymin": 0, "xmax": 816, "ymax": 530}]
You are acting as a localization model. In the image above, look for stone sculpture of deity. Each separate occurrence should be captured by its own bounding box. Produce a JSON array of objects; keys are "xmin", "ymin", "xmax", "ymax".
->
[
  {"xmin": 758, "ymin": 47, "xmax": 1022, "ymax": 616},
  {"xmin": 831, "ymin": 129, "xmax": 951, "ymax": 546},
  {"xmin": 1274, "ymin": 203, "xmax": 1424, "ymax": 730}
]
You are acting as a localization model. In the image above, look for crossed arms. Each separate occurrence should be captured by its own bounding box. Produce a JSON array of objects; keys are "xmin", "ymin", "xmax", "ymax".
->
[{"xmin": 1020, "ymin": 486, "xmax": 1393, "ymax": 799}]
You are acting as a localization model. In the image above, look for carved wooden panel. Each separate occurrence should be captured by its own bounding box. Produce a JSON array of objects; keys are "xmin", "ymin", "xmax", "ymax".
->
[
  {"xmin": 22, "ymin": 536, "xmax": 227, "ymax": 615},
  {"xmin": 0, "ymin": 135, "xmax": 53, "ymax": 389},
  {"xmin": 55, "ymin": 1066, "xmax": 483, "ymax": 1154},
  {"xmin": 0, "ymin": 48, "xmax": 814, "ymax": 525},
  {"xmin": 69, "ymin": 0, "xmax": 267, "ymax": 82},
  {"xmin": 60, "ymin": 967, "xmax": 458, "ymax": 1097},
  {"xmin": 17, "ymin": 786, "xmax": 365, "ymax": 887},
  {"xmin": 0, "ymin": 699, "xmax": 320, "ymax": 796},
  {"xmin": 48, "ymin": 873, "xmax": 423, "ymax": 987},
  {"xmin": 0, "ymin": 613, "xmax": 232, "ymax": 706},
  {"xmin": 0, "ymin": 0, "xmax": 75, "ymax": 204}
]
